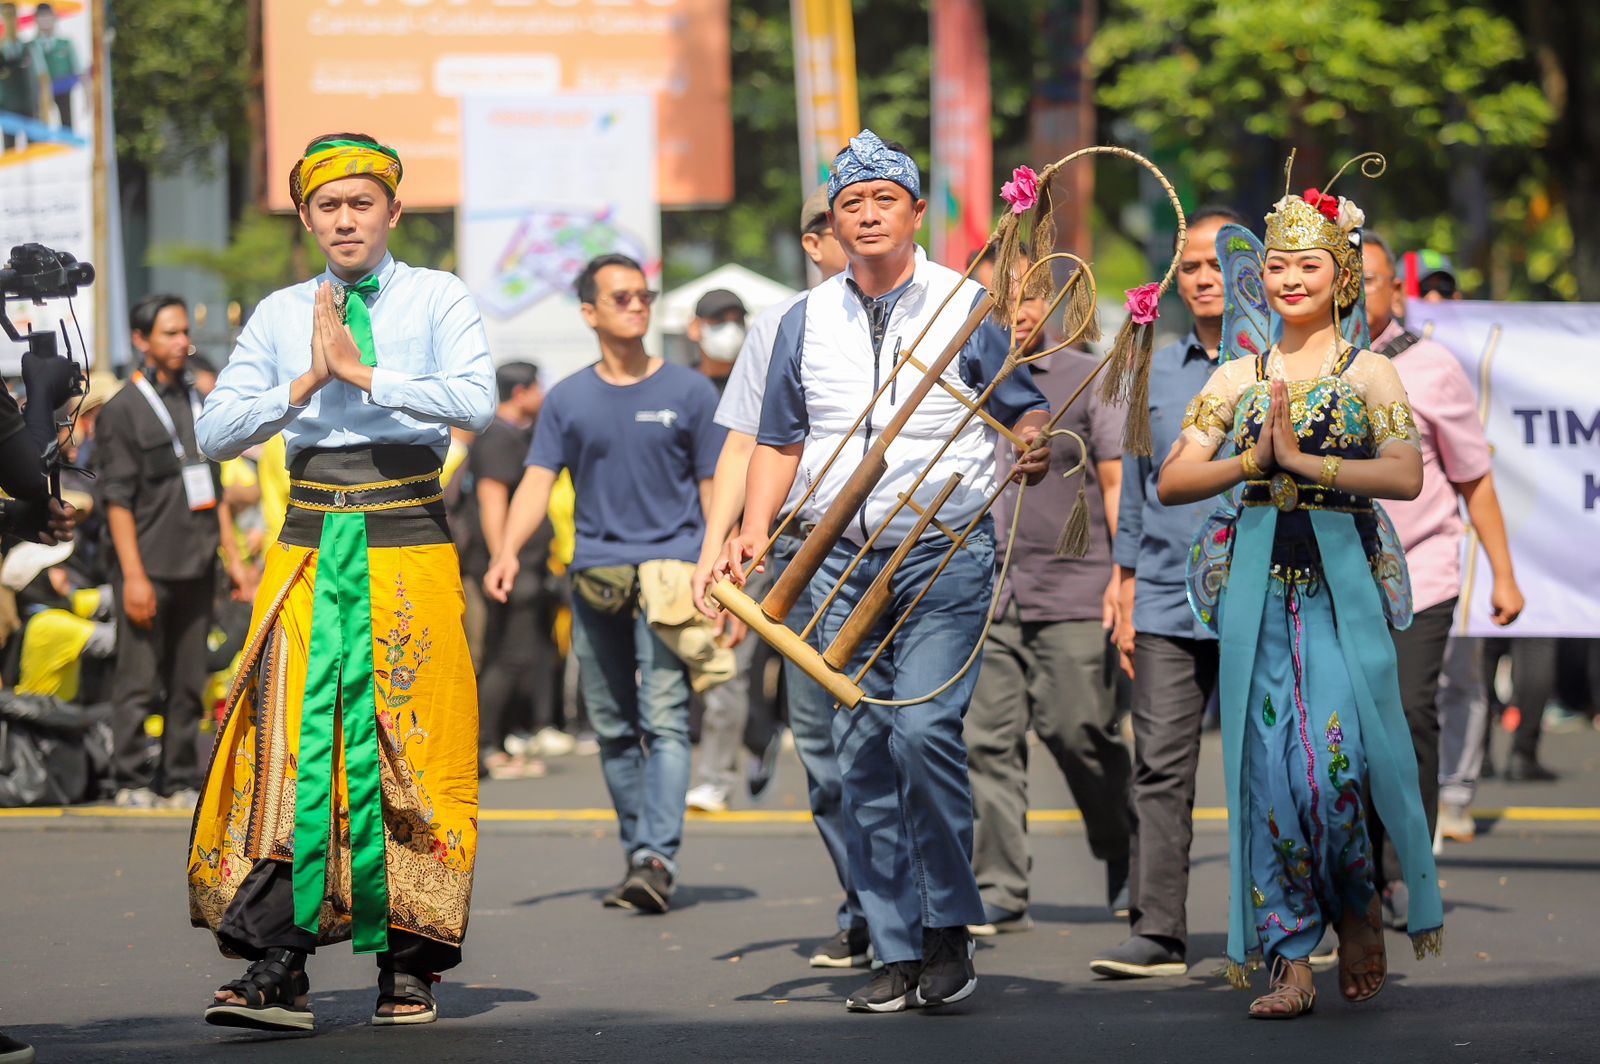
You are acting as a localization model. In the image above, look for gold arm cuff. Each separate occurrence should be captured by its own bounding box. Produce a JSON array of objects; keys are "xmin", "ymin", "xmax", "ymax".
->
[
  {"xmin": 1319, "ymin": 455, "xmax": 1343, "ymax": 490},
  {"xmin": 1240, "ymin": 449, "xmax": 1266, "ymax": 479}
]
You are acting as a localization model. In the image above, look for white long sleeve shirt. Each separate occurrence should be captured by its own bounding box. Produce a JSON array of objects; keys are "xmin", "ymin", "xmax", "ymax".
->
[{"xmin": 197, "ymin": 254, "xmax": 496, "ymax": 462}]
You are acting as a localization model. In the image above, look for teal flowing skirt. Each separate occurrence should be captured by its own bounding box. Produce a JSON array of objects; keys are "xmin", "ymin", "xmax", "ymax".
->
[
  {"xmin": 1245, "ymin": 576, "xmax": 1376, "ymax": 961},
  {"xmin": 1217, "ymin": 506, "xmax": 1443, "ymax": 986}
]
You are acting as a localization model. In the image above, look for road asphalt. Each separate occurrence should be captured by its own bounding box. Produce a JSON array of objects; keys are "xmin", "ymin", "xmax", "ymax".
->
[{"xmin": 3, "ymin": 725, "xmax": 1596, "ymax": 1063}]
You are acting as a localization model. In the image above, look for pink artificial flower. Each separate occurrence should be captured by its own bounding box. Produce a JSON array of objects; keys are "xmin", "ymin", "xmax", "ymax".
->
[
  {"xmin": 1238, "ymin": 331, "xmax": 1261, "ymax": 355},
  {"xmin": 1125, "ymin": 282, "xmax": 1161, "ymax": 325},
  {"xmin": 1000, "ymin": 166, "xmax": 1040, "ymax": 215}
]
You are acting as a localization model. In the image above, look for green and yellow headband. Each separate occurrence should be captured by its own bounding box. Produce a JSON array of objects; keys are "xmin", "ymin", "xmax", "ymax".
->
[{"xmin": 297, "ymin": 139, "xmax": 403, "ymax": 204}]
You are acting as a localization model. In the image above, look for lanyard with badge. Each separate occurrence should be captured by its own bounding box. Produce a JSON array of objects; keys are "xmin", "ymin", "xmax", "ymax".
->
[{"xmin": 132, "ymin": 371, "xmax": 216, "ymax": 511}]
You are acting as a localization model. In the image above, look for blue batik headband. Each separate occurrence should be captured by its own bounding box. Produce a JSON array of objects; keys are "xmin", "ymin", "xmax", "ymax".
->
[{"xmin": 827, "ymin": 130, "xmax": 921, "ymax": 205}]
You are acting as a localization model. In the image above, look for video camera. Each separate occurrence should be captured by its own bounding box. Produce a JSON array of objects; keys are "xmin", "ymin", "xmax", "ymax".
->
[{"xmin": 0, "ymin": 243, "xmax": 95, "ymax": 539}]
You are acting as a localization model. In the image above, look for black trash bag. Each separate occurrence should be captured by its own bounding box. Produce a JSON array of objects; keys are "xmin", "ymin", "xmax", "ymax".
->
[{"xmin": 0, "ymin": 692, "xmax": 95, "ymax": 807}]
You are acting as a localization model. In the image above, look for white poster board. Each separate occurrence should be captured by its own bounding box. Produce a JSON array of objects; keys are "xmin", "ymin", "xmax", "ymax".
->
[
  {"xmin": 459, "ymin": 95, "xmax": 659, "ymax": 383},
  {"xmin": 1414, "ymin": 301, "xmax": 1600, "ymax": 637}
]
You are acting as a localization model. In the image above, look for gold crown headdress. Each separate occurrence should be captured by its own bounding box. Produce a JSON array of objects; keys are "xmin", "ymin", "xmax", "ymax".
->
[{"xmin": 1263, "ymin": 150, "xmax": 1385, "ymax": 309}]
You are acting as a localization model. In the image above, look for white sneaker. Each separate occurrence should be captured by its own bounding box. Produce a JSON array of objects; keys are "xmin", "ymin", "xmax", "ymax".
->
[
  {"xmin": 685, "ymin": 783, "xmax": 729, "ymax": 813},
  {"xmin": 114, "ymin": 787, "xmax": 160, "ymax": 809},
  {"xmin": 162, "ymin": 788, "xmax": 201, "ymax": 811},
  {"xmin": 1438, "ymin": 803, "xmax": 1476, "ymax": 843},
  {"xmin": 533, "ymin": 727, "xmax": 578, "ymax": 757}
]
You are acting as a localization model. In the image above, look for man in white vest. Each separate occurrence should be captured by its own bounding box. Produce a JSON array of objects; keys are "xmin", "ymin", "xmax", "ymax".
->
[{"xmin": 715, "ymin": 130, "xmax": 1050, "ymax": 1014}]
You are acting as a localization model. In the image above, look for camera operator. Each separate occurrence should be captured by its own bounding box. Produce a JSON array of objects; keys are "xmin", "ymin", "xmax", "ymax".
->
[
  {"xmin": 95, "ymin": 294, "xmax": 227, "ymax": 810},
  {"xmin": 0, "ymin": 366, "xmax": 75, "ymax": 546}
]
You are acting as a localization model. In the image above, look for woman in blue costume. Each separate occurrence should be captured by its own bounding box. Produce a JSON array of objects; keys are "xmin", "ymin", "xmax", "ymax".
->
[{"xmin": 1156, "ymin": 155, "xmax": 1443, "ymax": 1019}]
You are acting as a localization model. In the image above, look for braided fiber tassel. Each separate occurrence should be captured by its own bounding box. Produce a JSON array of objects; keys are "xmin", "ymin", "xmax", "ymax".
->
[
  {"xmin": 991, "ymin": 214, "xmax": 1024, "ymax": 328},
  {"xmin": 1065, "ymin": 271, "xmax": 1100, "ymax": 345},
  {"xmin": 1122, "ymin": 320, "xmax": 1156, "ymax": 456},
  {"xmin": 1055, "ymin": 481, "xmax": 1092, "ymax": 558},
  {"xmin": 1098, "ymin": 318, "xmax": 1157, "ymax": 455}
]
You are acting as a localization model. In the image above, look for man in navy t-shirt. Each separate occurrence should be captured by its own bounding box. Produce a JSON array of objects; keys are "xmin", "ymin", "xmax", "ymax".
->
[{"xmin": 486, "ymin": 253, "xmax": 724, "ymax": 913}]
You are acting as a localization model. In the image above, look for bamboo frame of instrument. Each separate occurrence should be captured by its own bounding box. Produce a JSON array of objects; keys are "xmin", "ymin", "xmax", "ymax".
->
[
  {"xmin": 760, "ymin": 293, "xmax": 995, "ymax": 623},
  {"xmin": 822, "ymin": 472, "xmax": 963, "ymax": 669},
  {"xmin": 797, "ymin": 255, "xmax": 1095, "ymax": 641},
  {"xmin": 710, "ymin": 579, "xmax": 865, "ymax": 708}
]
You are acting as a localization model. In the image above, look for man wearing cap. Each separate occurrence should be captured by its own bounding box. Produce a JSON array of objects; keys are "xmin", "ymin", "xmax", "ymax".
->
[
  {"xmin": 714, "ymin": 131, "xmax": 1051, "ymax": 1013},
  {"xmin": 1403, "ymin": 248, "xmax": 1463, "ymax": 302},
  {"xmin": 190, "ymin": 131, "xmax": 495, "ymax": 1033},
  {"xmin": 688, "ymin": 288, "xmax": 748, "ymax": 388},
  {"xmin": 691, "ymin": 184, "xmax": 870, "ymax": 967}
]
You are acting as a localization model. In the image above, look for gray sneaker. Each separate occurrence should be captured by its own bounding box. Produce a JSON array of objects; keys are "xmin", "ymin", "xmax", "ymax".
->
[{"xmin": 1089, "ymin": 935, "xmax": 1188, "ymax": 979}]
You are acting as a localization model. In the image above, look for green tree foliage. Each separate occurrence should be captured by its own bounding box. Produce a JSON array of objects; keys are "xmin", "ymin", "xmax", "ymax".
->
[
  {"xmin": 1090, "ymin": 0, "xmax": 1560, "ymax": 297},
  {"xmin": 110, "ymin": 0, "xmax": 249, "ymax": 168}
]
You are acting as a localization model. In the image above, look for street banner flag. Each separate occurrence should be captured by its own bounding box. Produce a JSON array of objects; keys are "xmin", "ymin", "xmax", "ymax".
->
[
  {"xmin": 791, "ymin": 0, "xmax": 860, "ymax": 189},
  {"xmin": 930, "ymin": 0, "xmax": 992, "ymax": 269}
]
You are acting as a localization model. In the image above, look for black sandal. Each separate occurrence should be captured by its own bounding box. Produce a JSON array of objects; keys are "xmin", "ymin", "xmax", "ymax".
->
[
  {"xmin": 372, "ymin": 968, "xmax": 439, "ymax": 1026},
  {"xmin": 205, "ymin": 948, "xmax": 314, "ymax": 1032}
]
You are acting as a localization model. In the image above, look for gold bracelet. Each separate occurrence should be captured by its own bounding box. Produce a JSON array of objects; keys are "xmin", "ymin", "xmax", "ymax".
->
[
  {"xmin": 1319, "ymin": 455, "xmax": 1343, "ymax": 489},
  {"xmin": 1240, "ymin": 449, "xmax": 1265, "ymax": 479}
]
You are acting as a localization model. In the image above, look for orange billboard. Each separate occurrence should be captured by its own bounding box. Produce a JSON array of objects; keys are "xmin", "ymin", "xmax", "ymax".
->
[{"xmin": 263, "ymin": 0, "xmax": 731, "ymax": 211}]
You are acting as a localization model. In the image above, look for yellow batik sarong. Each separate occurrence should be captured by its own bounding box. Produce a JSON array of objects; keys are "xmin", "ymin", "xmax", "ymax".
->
[{"xmin": 188, "ymin": 537, "xmax": 479, "ymax": 951}]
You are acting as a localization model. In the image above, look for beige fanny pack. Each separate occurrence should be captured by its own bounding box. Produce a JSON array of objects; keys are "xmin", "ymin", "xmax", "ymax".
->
[{"xmin": 637, "ymin": 559, "xmax": 736, "ymax": 693}]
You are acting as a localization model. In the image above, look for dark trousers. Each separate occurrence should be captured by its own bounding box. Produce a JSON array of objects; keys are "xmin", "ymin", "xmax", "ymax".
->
[
  {"xmin": 966, "ymin": 610, "xmax": 1131, "ymax": 913},
  {"xmin": 110, "ymin": 571, "xmax": 215, "ymax": 794},
  {"xmin": 477, "ymin": 589, "xmax": 559, "ymax": 751},
  {"xmin": 1374, "ymin": 597, "xmax": 1456, "ymax": 887},
  {"xmin": 1126, "ymin": 633, "xmax": 1218, "ymax": 948},
  {"xmin": 218, "ymin": 858, "xmax": 461, "ymax": 973},
  {"xmin": 1508, "ymin": 638, "xmax": 1558, "ymax": 760}
]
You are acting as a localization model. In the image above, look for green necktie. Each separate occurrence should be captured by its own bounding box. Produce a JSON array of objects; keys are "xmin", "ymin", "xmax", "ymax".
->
[{"xmin": 342, "ymin": 275, "xmax": 381, "ymax": 367}]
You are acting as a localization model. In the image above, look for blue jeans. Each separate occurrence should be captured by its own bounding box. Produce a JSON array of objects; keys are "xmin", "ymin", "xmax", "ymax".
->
[
  {"xmin": 813, "ymin": 521, "xmax": 993, "ymax": 962},
  {"xmin": 770, "ymin": 533, "xmax": 866, "ymax": 932},
  {"xmin": 570, "ymin": 594, "xmax": 692, "ymax": 874}
]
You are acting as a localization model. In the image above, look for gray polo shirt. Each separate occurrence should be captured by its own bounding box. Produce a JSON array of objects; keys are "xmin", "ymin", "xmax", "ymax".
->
[{"xmin": 993, "ymin": 349, "xmax": 1125, "ymax": 624}]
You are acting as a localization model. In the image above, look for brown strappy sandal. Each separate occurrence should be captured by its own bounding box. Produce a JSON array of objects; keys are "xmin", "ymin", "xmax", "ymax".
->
[
  {"xmin": 1338, "ymin": 894, "xmax": 1388, "ymax": 1003},
  {"xmin": 1248, "ymin": 956, "xmax": 1316, "ymax": 1020}
]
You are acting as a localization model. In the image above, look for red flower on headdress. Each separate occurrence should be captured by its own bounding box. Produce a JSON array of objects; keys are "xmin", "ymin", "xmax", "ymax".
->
[
  {"xmin": 1302, "ymin": 187, "xmax": 1340, "ymax": 222},
  {"xmin": 1237, "ymin": 331, "xmax": 1260, "ymax": 355}
]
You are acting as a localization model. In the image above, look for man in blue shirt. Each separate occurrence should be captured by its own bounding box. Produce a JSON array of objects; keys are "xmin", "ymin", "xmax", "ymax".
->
[
  {"xmin": 715, "ymin": 131, "xmax": 1050, "ymax": 1014},
  {"xmin": 1091, "ymin": 206, "xmax": 1245, "ymax": 979},
  {"xmin": 487, "ymin": 253, "xmax": 724, "ymax": 915}
]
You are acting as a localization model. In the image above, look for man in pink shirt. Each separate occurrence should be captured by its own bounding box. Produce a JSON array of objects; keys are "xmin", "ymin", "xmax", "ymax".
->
[{"xmin": 1362, "ymin": 232, "xmax": 1524, "ymax": 927}]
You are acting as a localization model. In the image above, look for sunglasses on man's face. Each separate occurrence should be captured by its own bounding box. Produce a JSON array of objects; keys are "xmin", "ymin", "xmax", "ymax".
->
[{"xmin": 600, "ymin": 289, "xmax": 658, "ymax": 310}]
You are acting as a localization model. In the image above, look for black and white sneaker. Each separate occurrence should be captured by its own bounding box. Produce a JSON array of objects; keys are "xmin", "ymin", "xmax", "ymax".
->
[
  {"xmin": 619, "ymin": 856, "xmax": 674, "ymax": 914},
  {"xmin": 845, "ymin": 961, "xmax": 922, "ymax": 1013},
  {"xmin": 810, "ymin": 926, "xmax": 873, "ymax": 968},
  {"xmin": 914, "ymin": 926, "xmax": 976, "ymax": 1007}
]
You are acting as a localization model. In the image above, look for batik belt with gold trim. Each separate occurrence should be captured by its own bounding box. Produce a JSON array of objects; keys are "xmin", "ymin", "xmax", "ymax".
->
[{"xmin": 287, "ymin": 470, "xmax": 443, "ymax": 513}]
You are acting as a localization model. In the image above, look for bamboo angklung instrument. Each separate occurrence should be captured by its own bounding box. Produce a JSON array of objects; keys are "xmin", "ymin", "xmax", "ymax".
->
[{"xmin": 710, "ymin": 145, "xmax": 1188, "ymax": 710}]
